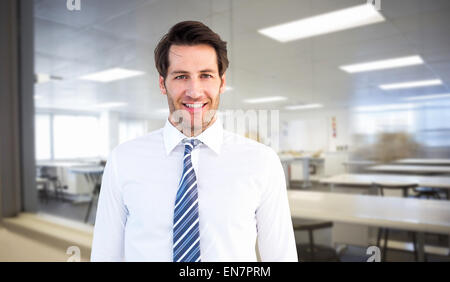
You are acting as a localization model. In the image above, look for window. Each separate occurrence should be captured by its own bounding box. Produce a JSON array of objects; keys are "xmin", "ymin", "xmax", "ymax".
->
[
  {"xmin": 353, "ymin": 110, "xmax": 416, "ymax": 136},
  {"xmin": 53, "ymin": 115, "xmax": 101, "ymax": 159},
  {"xmin": 416, "ymin": 106, "xmax": 450, "ymax": 147}
]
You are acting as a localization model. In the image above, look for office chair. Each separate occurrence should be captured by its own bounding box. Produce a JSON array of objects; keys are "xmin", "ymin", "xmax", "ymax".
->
[
  {"xmin": 372, "ymin": 182, "xmax": 420, "ymax": 262},
  {"xmin": 40, "ymin": 166, "xmax": 68, "ymax": 201},
  {"xmin": 36, "ymin": 178, "xmax": 50, "ymax": 204},
  {"xmin": 293, "ymin": 220, "xmax": 340, "ymax": 262},
  {"xmin": 413, "ymin": 187, "xmax": 441, "ymax": 200}
]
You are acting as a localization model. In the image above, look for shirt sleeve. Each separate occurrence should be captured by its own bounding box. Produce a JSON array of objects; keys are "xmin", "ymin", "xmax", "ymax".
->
[
  {"xmin": 255, "ymin": 149, "xmax": 298, "ymax": 262},
  {"xmin": 90, "ymin": 149, "xmax": 128, "ymax": 262}
]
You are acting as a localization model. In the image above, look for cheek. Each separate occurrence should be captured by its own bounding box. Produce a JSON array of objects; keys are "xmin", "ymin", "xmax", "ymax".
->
[
  {"xmin": 166, "ymin": 85, "xmax": 184, "ymax": 101},
  {"xmin": 205, "ymin": 82, "xmax": 222, "ymax": 97}
]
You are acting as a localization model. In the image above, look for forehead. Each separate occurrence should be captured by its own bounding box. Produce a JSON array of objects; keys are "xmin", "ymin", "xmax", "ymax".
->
[{"xmin": 167, "ymin": 44, "xmax": 218, "ymax": 72}]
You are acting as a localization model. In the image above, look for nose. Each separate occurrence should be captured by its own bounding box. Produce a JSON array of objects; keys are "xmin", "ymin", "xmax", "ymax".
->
[{"xmin": 185, "ymin": 77, "xmax": 203, "ymax": 99}]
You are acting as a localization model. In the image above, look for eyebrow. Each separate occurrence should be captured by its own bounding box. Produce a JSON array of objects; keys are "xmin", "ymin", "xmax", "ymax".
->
[{"xmin": 170, "ymin": 69, "xmax": 217, "ymax": 75}]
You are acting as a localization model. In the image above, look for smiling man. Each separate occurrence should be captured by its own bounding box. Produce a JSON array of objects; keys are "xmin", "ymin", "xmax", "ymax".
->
[{"xmin": 91, "ymin": 21, "xmax": 297, "ymax": 262}]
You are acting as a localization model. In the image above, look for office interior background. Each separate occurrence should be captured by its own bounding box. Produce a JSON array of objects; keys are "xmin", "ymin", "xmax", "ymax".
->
[{"xmin": 1, "ymin": 0, "xmax": 450, "ymax": 262}]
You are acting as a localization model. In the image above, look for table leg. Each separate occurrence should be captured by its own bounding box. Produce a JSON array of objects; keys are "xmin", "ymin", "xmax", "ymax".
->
[
  {"xmin": 302, "ymin": 158, "xmax": 311, "ymax": 188},
  {"xmin": 417, "ymin": 232, "xmax": 425, "ymax": 262}
]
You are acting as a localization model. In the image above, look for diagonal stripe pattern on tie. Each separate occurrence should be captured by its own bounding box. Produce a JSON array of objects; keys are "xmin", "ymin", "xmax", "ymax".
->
[{"xmin": 173, "ymin": 139, "xmax": 201, "ymax": 262}]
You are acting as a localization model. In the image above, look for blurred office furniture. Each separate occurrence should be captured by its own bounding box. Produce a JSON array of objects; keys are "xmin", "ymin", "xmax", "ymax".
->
[
  {"xmin": 84, "ymin": 174, "xmax": 101, "ymax": 224},
  {"xmin": 414, "ymin": 187, "xmax": 442, "ymax": 199},
  {"xmin": 67, "ymin": 166, "xmax": 104, "ymax": 223},
  {"xmin": 367, "ymin": 164, "xmax": 450, "ymax": 175},
  {"xmin": 391, "ymin": 158, "xmax": 450, "ymax": 199},
  {"xmin": 288, "ymin": 190, "xmax": 450, "ymax": 261},
  {"xmin": 37, "ymin": 161, "xmax": 101, "ymax": 201},
  {"xmin": 38, "ymin": 166, "xmax": 68, "ymax": 201},
  {"xmin": 394, "ymin": 158, "xmax": 450, "ymax": 166},
  {"xmin": 293, "ymin": 220, "xmax": 340, "ymax": 262},
  {"xmin": 372, "ymin": 182, "xmax": 419, "ymax": 262},
  {"xmin": 342, "ymin": 160, "xmax": 377, "ymax": 173},
  {"xmin": 36, "ymin": 177, "xmax": 50, "ymax": 204},
  {"xmin": 320, "ymin": 173, "xmax": 450, "ymax": 200},
  {"xmin": 323, "ymin": 151, "xmax": 348, "ymax": 176},
  {"xmin": 279, "ymin": 153, "xmax": 324, "ymax": 188}
]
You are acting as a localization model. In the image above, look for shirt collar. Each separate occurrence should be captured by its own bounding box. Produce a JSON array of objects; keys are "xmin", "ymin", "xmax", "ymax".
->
[{"xmin": 163, "ymin": 118, "xmax": 223, "ymax": 156}]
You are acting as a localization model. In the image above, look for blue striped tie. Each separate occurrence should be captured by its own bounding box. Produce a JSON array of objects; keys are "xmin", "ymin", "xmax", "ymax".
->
[{"xmin": 173, "ymin": 139, "xmax": 201, "ymax": 262}]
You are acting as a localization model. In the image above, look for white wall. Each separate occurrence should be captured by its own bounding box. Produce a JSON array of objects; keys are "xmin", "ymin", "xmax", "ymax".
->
[{"xmin": 280, "ymin": 108, "xmax": 352, "ymax": 153}]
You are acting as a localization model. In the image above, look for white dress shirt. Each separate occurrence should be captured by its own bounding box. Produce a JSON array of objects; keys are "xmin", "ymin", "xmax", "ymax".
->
[{"xmin": 91, "ymin": 118, "xmax": 298, "ymax": 262}]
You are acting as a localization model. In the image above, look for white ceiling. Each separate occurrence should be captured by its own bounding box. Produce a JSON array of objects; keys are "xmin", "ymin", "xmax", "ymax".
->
[{"xmin": 34, "ymin": 0, "xmax": 450, "ymax": 118}]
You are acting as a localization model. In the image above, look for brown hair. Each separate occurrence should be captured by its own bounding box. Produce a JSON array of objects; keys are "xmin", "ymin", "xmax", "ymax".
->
[{"xmin": 154, "ymin": 21, "xmax": 229, "ymax": 79}]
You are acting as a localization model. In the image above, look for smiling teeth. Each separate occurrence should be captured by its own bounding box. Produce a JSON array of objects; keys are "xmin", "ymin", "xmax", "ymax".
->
[{"xmin": 185, "ymin": 104, "xmax": 204, "ymax": 108}]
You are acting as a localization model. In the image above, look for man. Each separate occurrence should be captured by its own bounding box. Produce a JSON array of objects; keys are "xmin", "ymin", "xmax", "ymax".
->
[{"xmin": 91, "ymin": 21, "xmax": 297, "ymax": 262}]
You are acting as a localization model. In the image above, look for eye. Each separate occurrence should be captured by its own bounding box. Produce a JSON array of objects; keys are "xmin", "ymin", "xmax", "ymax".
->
[
  {"xmin": 175, "ymin": 75, "xmax": 188, "ymax": 80},
  {"xmin": 201, "ymin": 74, "xmax": 213, "ymax": 78}
]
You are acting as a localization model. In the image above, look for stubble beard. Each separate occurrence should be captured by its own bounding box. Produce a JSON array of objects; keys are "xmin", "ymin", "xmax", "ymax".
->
[{"xmin": 167, "ymin": 94, "xmax": 219, "ymax": 137}]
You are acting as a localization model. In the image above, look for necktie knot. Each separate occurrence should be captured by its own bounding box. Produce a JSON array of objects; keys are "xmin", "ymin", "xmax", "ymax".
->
[{"xmin": 182, "ymin": 139, "xmax": 201, "ymax": 154}]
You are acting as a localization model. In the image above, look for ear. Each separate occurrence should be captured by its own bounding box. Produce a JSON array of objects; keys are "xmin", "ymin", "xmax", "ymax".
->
[
  {"xmin": 219, "ymin": 73, "xmax": 226, "ymax": 94},
  {"xmin": 159, "ymin": 75, "xmax": 167, "ymax": 95}
]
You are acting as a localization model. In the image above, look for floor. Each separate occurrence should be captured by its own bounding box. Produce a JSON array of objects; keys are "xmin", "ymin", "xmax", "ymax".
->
[
  {"xmin": 37, "ymin": 191, "xmax": 98, "ymax": 225},
  {"xmin": 0, "ymin": 226, "xmax": 71, "ymax": 262},
  {"xmin": 32, "ymin": 182, "xmax": 450, "ymax": 262}
]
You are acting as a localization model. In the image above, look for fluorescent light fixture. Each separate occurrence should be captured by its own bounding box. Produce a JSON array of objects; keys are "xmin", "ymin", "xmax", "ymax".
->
[
  {"xmin": 244, "ymin": 96, "xmax": 287, "ymax": 104},
  {"xmin": 258, "ymin": 4, "xmax": 385, "ymax": 42},
  {"xmin": 379, "ymin": 79, "xmax": 442, "ymax": 90},
  {"xmin": 285, "ymin": 103, "xmax": 323, "ymax": 110},
  {"xmin": 354, "ymin": 103, "xmax": 417, "ymax": 112},
  {"xmin": 94, "ymin": 102, "xmax": 127, "ymax": 109},
  {"xmin": 35, "ymin": 73, "xmax": 63, "ymax": 83},
  {"xmin": 79, "ymin": 68, "xmax": 145, "ymax": 82},
  {"xmin": 404, "ymin": 93, "xmax": 450, "ymax": 101},
  {"xmin": 35, "ymin": 73, "xmax": 51, "ymax": 84},
  {"xmin": 340, "ymin": 55, "xmax": 424, "ymax": 73}
]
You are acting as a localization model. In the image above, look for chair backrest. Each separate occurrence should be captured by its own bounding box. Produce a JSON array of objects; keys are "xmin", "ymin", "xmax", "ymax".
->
[{"xmin": 372, "ymin": 182, "xmax": 418, "ymax": 197}]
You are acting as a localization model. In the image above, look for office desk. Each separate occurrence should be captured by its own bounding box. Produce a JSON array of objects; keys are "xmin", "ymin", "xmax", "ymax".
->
[
  {"xmin": 394, "ymin": 159, "xmax": 450, "ymax": 166},
  {"xmin": 280, "ymin": 156, "xmax": 324, "ymax": 188},
  {"xmin": 37, "ymin": 162, "xmax": 102, "ymax": 196},
  {"xmin": 36, "ymin": 161, "xmax": 98, "ymax": 168},
  {"xmin": 288, "ymin": 190, "xmax": 450, "ymax": 261},
  {"xmin": 320, "ymin": 173, "xmax": 450, "ymax": 199},
  {"xmin": 68, "ymin": 166, "xmax": 104, "ymax": 223},
  {"xmin": 342, "ymin": 160, "xmax": 377, "ymax": 173},
  {"xmin": 68, "ymin": 166, "xmax": 104, "ymax": 174},
  {"xmin": 367, "ymin": 165, "xmax": 450, "ymax": 175},
  {"xmin": 320, "ymin": 173, "xmax": 450, "ymax": 190}
]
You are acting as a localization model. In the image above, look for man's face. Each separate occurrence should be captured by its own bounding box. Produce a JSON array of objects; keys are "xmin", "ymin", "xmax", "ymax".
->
[{"xmin": 159, "ymin": 44, "xmax": 226, "ymax": 136}]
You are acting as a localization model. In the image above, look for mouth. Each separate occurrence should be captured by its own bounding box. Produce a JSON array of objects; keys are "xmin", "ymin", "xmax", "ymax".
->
[{"xmin": 182, "ymin": 102, "xmax": 208, "ymax": 112}]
